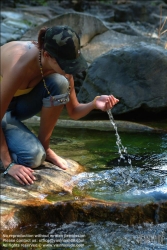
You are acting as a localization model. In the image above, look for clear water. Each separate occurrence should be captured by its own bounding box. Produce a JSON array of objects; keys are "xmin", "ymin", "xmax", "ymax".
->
[
  {"xmin": 41, "ymin": 121, "xmax": 167, "ymax": 204},
  {"xmin": 59, "ymin": 112, "xmax": 167, "ymax": 204},
  {"xmin": 107, "ymin": 109, "xmax": 131, "ymax": 164}
]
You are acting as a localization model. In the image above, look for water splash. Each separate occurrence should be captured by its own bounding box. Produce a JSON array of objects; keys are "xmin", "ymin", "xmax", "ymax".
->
[{"xmin": 107, "ymin": 109, "xmax": 132, "ymax": 166}]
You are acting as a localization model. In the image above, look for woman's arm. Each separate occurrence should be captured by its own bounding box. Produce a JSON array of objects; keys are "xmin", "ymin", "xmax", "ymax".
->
[{"xmin": 66, "ymin": 75, "xmax": 119, "ymax": 120}]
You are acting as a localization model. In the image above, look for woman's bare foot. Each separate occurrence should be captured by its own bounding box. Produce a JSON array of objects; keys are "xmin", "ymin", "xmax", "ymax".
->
[{"xmin": 45, "ymin": 148, "xmax": 68, "ymax": 170}]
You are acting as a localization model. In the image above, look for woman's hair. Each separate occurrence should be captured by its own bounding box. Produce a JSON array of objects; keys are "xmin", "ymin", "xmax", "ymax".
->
[{"xmin": 32, "ymin": 27, "xmax": 48, "ymax": 49}]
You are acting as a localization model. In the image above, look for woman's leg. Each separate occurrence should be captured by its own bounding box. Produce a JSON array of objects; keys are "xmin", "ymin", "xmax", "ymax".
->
[
  {"xmin": 2, "ymin": 73, "xmax": 70, "ymax": 168},
  {"xmin": 1, "ymin": 111, "xmax": 46, "ymax": 168}
]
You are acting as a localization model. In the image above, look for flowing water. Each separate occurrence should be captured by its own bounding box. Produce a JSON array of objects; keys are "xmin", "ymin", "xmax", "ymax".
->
[
  {"xmin": 107, "ymin": 109, "xmax": 131, "ymax": 164},
  {"xmin": 12, "ymin": 221, "xmax": 166, "ymax": 250},
  {"xmin": 67, "ymin": 112, "xmax": 167, "ymax": 204}
]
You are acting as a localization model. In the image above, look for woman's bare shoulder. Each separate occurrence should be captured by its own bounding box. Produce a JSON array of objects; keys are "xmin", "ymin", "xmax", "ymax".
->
[
  {"xmin": 1, "ymin": 41, "xmax": 38, "ymax": 75},
  {"xmin": 1, "ymin": 41, "xmax": 36, "ymax": 56}
]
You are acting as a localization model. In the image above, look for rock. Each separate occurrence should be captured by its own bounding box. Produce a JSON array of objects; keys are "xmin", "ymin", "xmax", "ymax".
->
[
  {"xmin": 1, "ymin": 155, "xmax": 167, "ymax": 231},
  {"xmin": 53, "ymin": 120, "xmax": 166, "ymax": 133},
  {"xmin": 1, "ymin": 31, "xmax": 21, "ymax": 45},
  {"xmin": 21, "ymin": 12, "xmax": 108, "ymax": 47},
  {"xmin": 113, "ymin": 2, "xmax": 158, "ymax": 23},
  {"xmin": 4, "ymin": 19, "xmax": 30, "ymax": 30},
  {"xmin": 1, "ymin": 11, "xmax": 24, "ymax": 20},
  {"xmin": 23, "ymin": 116, "xmax": 167, "ymax": 133},
  {"xmin": 0, "ymin": 160, "xmax": 84, "ymax": 230},
  {"xmin": 0, "ymin": 13, "xmax": 30, "ymax": 45},
  {"xmin": 81, "ymin": 29, "xmax": 165, "ymax": 63},
  {"xmin": 1, "ymin": 21, "xmax": 19, "ymax": 34},
  {"xmin": 108, "ymin": 22, "xmax": 162, "ymax": 40},
  {"xmin": 78, "ymin": 43, "xmax": 167, "ymax": 116},
  {"xmin": 0, "ymin": 8, "xmax": 50, "ymax": 45},
  {"xmin": 16, "ymin": 5, "xmax": 57, "ymax": 18},
  {"xmin": 2, "ymin": 198, "xmax": 167, "ymax": 232}
]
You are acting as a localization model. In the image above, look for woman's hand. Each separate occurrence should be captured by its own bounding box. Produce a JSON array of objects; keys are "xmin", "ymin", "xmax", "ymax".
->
[
  {"xmin": 7, "ymin": 164, "xmax": 36, "ymax": 185},
  {"xmin": 94, "ymin": 95, "xmax": 119, "ymax": 111}
]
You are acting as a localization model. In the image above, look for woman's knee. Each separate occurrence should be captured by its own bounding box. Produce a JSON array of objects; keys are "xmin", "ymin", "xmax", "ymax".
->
[
  {"xmin": 42, "ymin": 73, "xmax": 70, "ymax": 107},
  {"xmin": 29, "ymin": 145, "xmax": 46, "ymax": 168},
  {"xmin": 12, "ymin": 142, "xmax": 46, "ymax": 168},
  {"xmin": 44, "ymin": 73, "xmax": 70, "ymax": 95}
]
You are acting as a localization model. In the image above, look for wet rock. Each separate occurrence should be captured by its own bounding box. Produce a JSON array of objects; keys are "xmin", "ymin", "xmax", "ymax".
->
[
  {"xmin": 0, "ymin": 160, "xmax": 84, "ymax": 230},
  {"xmin": 1, "ymin": 146, "xmax": 166, "ymax": 232},
  {"xmin": 78, "ymin": 43, "xmax": 167, "ymax": 116},
  {"xmin": 3, "ymin": 199, "xmax": 167, "ymax": 231}
]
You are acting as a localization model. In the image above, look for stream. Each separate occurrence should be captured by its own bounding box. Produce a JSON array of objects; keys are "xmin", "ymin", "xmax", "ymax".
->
[{"xmin": 11, "ymin": 119, "xmax": 167, "ymax": 250}]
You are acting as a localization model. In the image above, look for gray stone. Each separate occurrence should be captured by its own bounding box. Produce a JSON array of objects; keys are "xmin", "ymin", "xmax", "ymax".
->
[
  {"xmin": 23, "ymin": 116, "xmax": 165, "ymax": 133},
  {"xmin": 82, "ymin": 29, "xmax": 165, "ymax": 63},
  {"xmin": 1, "ymin": 11, "xmax": 24, "ymax": 20},
  {"xmin": 1, "ymin": 22, "xmax": 19, "ymax": 34},
  {"xmin": 1, "ymin": 32, "xmax": 22, "ymax": 45},
  {"xmin": 21, "ymin": 12, "xmax": 108, "ymax": 47},
  {"xmin": 23, "ymin": 116, "xmax": 166, "ymax": 133},
  {"xmin": 78, "ymin": 43, "xmax": 167, "ymax": 115},
  {"xmin": 4, "ymin": 19, "xmax": 30, "ymax": 30}
]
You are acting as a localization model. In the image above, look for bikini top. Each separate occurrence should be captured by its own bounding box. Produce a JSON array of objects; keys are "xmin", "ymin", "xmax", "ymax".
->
[
  {"xmin": 0, "ymin": 75, "xmax": 33, "ymax": 96},
  {"xmin": 14, "ymin": 88, "xmax": 33, "ymax": 96}
]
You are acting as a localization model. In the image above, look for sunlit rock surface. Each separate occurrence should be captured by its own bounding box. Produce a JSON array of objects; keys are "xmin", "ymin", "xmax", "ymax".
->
[
  {"xmin": 21, "ymin": 12, "xmax": 108, "ymax": 47},
  {"xmin": 0, "ymin": 160, "xmax": 84, "ymax": 230}
]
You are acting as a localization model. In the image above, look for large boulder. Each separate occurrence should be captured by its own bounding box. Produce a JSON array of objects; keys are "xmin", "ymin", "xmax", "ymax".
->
[
  {"xmin": 78, "ymin": 43, "xmax": 167, "ymax": 116},
  {"xmin": 81, "ymin": 29, "xmax": 165, "ymax": 63},
  {"xmin": 112, "ymin": 1, "xmax": 159, "ymax": 23},
  {"xmin": 21, "ymin": 12, "xmax": 108, "ymax": 47}
]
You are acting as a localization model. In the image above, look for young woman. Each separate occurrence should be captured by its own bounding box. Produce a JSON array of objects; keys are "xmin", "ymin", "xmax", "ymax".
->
[{"xmin": 0, "ymin": 25, "xmax": 119, "ymax": 186}]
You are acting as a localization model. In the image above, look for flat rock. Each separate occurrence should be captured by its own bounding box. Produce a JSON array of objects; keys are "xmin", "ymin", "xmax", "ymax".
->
[{"xmin": 0, "ymin": 159, "xmax": 84, "ymax": 230}]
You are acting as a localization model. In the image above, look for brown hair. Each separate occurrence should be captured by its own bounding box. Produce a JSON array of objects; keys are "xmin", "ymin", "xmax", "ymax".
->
[{"xmin": 32, "ymin": 26, "xmax": 48, "ymax": 49}]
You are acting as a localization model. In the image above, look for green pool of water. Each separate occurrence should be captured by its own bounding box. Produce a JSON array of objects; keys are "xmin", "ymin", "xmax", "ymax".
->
[{"xmin": 29, "ymin": 125, "xmax": 167, "ymax": 204}]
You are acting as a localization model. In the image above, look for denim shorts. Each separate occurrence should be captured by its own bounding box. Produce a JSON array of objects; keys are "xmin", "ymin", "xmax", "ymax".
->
[{"xmin": 1, "ymin": 73, "xmax": 70, "ymax": 168}]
